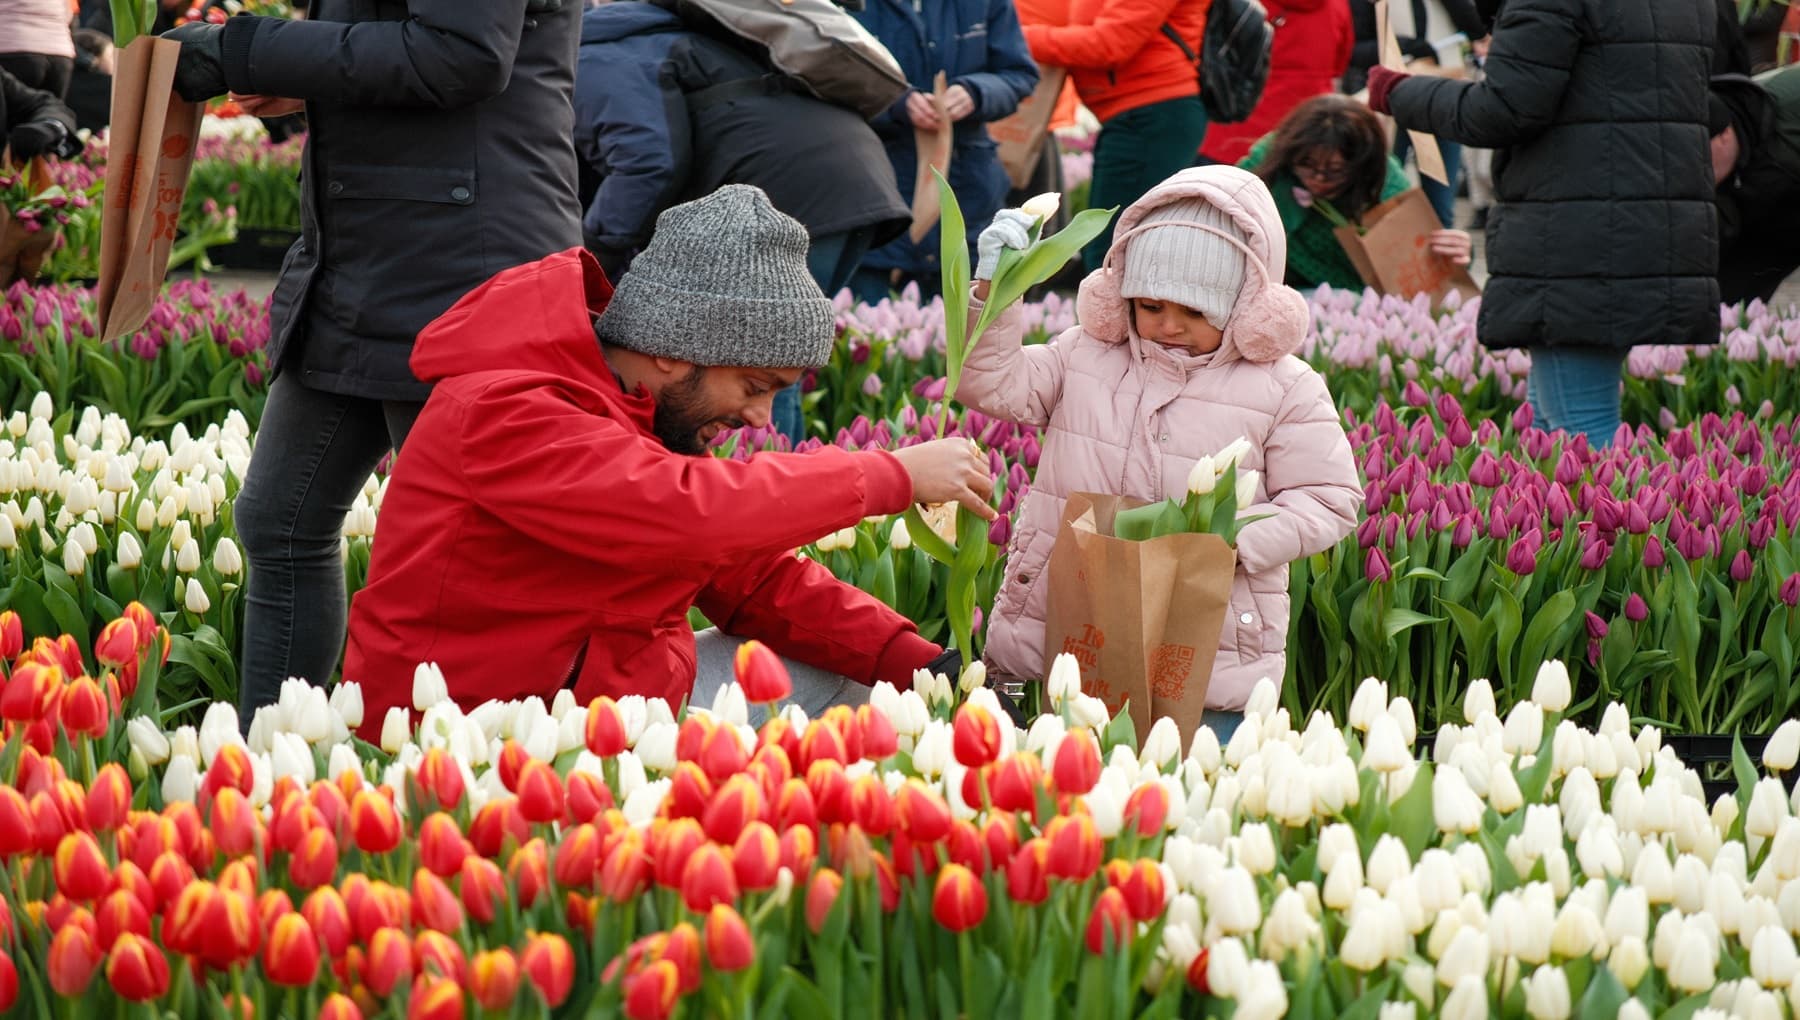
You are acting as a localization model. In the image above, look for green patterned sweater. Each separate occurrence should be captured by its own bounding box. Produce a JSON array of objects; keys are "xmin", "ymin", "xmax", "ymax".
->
[{"xmin": 1237, "ymin": 136, "xmax": 1412, "ymax": 291}]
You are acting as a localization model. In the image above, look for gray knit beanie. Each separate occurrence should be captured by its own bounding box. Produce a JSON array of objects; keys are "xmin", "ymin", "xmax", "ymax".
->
[
  {"xmin": 595, "ymin": 185, "xmax": 836, "ymax": 367},
  {"xmin": 1119, "ymin": 197, "xmax": 1249, "ymax": 329}
]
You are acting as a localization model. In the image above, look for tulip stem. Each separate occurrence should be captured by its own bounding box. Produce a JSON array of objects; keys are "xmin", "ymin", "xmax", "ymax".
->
[{"xmin": 958, "ymin": 931, "xmax": 974, "ymax": 1012}]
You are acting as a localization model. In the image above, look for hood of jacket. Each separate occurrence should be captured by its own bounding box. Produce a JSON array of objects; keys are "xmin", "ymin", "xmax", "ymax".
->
[
  {"xmin": 1092, "ymin": 165, "xmax": 1304, "ymax": 366},
  {"xmin": 410, "ymin": 248, "xmax": 617, "ymax": 396},
  {"xmin": 581, "ymin": 1, "xmax": 683, "ymax": 45}
]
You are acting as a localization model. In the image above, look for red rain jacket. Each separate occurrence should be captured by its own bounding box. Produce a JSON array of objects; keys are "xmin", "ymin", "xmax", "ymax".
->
[
  {"xmin": 343, "ymin": 249, "xmax": 938, "ymax": 737},
  {"xmin": 1022, "ymin": 0, "xmax": 1206, "ymax": 124},
  {"xmin": 1199, "ymin": 0, "xmax": 1354, "ymax": 165}
]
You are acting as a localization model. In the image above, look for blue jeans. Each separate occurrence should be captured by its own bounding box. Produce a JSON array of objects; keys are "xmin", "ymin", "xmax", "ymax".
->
[
  {"xmin": 1393, "ymin": 133, "xmax": 1462, "ymax": 228},
  {"xmin": 772, "ymin": 227, "xmax": 875, "ymax": 445},
  {"xmin": 1526, "ymin": 345, "xmax": 1628, "ymax": 448},
  {"xmin": 1203, "ymin": 709, "xmax": 1244, "ymax": 744},
  {"xmin": 234, "ymin": 373, "xmax": 423, "ymax": 721}
]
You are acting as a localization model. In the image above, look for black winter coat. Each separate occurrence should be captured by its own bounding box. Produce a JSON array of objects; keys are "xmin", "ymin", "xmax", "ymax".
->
[
  {"xmin": 216, "ymin": 1, "xmax": 584, "ymax": 401},
  {"xmin": 1387, "ymin": 0, "xmax": 1719, "ymax": 351}
]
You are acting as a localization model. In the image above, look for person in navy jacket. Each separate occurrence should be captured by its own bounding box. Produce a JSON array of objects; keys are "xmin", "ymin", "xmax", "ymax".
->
[{"xmin": 851, "ymin": 0, "xmax": 1038, "ymax": 302}]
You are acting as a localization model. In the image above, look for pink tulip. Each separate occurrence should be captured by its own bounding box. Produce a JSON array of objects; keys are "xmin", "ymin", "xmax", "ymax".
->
[{"xmin": 1624, "ymin": 593, "xmax": 1649, "ymax": 622}]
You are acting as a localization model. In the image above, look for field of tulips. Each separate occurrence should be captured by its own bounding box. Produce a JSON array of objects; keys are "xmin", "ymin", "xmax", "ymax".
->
[
  {"xmin": 4, "ymin": 279, "xmax": 1800, "ymax": 732},
  {"xmin": 7, "ymin": 615, "xmax": 1800, "ymax": 1017}
]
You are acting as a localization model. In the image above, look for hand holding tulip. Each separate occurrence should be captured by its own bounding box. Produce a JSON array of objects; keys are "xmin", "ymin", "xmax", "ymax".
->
[{"xmin": 891, "ymin": 439, "xmax": 997, "ymax": 521}]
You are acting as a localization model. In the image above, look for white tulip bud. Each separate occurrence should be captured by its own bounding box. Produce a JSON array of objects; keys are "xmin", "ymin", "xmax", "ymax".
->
[
  {"xmin": 29, "ymin": 391, "xmax": 52, "ymax": 421},
  {"xmin": 115, "ymin": 530, "xmax": 142, "ymax": 568},
  {"xmin": 1531, "ymin": 660, "xmax": 1572, "ymax": 713},
  {"xmin": 1141, "ymin": 716, "xmax": 1181, "ymax": 770},
  {"xmin": 1348, "ymin": 677, "xmax": 1387, "ymax": 732},
  {"xmin": 1503, "ymin": 700, "xmax": 1544, "ymax": 755},
  {"xmin": 379, "ymin": 707, "xmax": 411, "ymax": 754},
  {"xmin": 330, "ymin": 682, "xmax": 365, "ymax": 729},
  {"xmin": 412, "ymin": 662, "xmax": 449, "ymax": 712},
  {"xmin": 175, "ymin": 538, "xmax": 202, "ymax": 573},
  {"xmin": 1610, "ymin": 935, "xmax": 1650, "ymax": 989},
  {"xmin": 161, "ymin": 754, "xmax": 199, "ymax": 804},
  {"xmin": 1765, "ymin": 719, "xmax": 1800, "ymax": 773},
  {"xmin": 125, "ymin": 716, "xmax": 170, "ymax": 765},
  {"xmin": 1749, "ymin": 778, "xmax": 1789, "ymax": 839},
  {"xmin": 212, "ymin": 537, "xmax": 243, "ymax": 576},
  {"xmin": 62, "ymin": 538, "xmax": 86, "ymax": 576},
  {"xmin": 1208, "ymin": 865, "xmax": 1262, "ymax": 936},
  {"xmin": 888, "ymin": 517, "xmax": 912, "ymax": 550},
  {"xmin": 1666, "ymin": 922, "xmax": 1719, "ymax": 993},
  {"xmin": 1184, "ymin": 455, "xmax": 1217, "ymax": 496},
  {"xmin": 1752, "ymin": 925, "xmax": 1800, "ymax": 989},
  {"xmin": 1523, "ymin": 964, "xmax": 1571, "ymax": 1020},
  {"xmin": 183, "ymin": 578, "xmax": 211, "ymax": 614},
  {"xmin": 1433, "ymin": 765, "xmax": 1484, "ymax": 835},
  {"xmin": 1362, "ymin": 714, "xmax": 1410, "ymax": 773},
  {"xmin": 1020, "ymin": 192, "xmax": 1061, "ymax": 222},
  {"xmin": 1236, "ymin": 469, "xmax": 1259, "ymax": 511},
  {"xmin": 1046, "ymin": 652, "xmax": 1081, "ymax": 708}
]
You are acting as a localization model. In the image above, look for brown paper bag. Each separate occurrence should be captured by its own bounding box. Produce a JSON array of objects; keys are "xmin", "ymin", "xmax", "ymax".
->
[
  {"xmin": 1333, "ymin": 188, "xmax": 1482, "ymax": 304},
  {"xmin": 95, "ymin": 34, "xmax": 203, "ymax": 342},
  {"xmin": 909, "ymin": 71, "xmax": 954, "ymax": 244},
  {"xmin": 0, "ymin": 155, "xmax": 59, "ymax": 285},
  {"xmin": 987, "ymin": 67, "xmax": 1067, "ymax": 191},
  {"xmin": 1375, "ymin": 0, "xmax": 1448, "ymax": 185},
  {"xmin": 1042, "ymin": 493, "xmax": 1236, "ymax": 744}
]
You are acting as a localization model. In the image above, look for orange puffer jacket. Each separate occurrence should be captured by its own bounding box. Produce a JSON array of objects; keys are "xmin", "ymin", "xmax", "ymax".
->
[{"xmin": 1022, "ymin": 0, "xmax": 1207, "ymax": 123}]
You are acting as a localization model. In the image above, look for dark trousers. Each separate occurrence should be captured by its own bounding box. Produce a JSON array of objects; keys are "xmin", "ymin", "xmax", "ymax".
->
[
  {"xmin": 0, "ymin": 54, "xmax": 73, "ymax": 99},
  {"xmin": 234, "ymin": 372, "xmax": 424, "ymax": 719},
  {"xmin": 772, "ymin": 225, "xmax": 875, "ymax": 444},
  {"xmin": 1083, "ymin": 96, "xmax": 1209, "ymax": 272}
]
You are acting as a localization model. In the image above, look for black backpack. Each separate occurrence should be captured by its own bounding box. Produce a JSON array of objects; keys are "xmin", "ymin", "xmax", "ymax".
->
[{"xmin": 1162, "ymin": 0, "xmax": 1274, "ymax": 125}]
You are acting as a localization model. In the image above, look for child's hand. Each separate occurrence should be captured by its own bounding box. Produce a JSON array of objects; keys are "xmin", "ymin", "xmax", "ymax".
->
[
  {"xmin": 1429, "ymin": 229, "xmax": 1473, "ymax": 265},
  {"xmin": 976, "ymin": 209, "xmax": 1036, "ymax": 281}
]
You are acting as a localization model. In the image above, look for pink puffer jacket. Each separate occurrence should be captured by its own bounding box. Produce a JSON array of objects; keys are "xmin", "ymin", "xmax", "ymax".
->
[{"xmin": 958, "ymin": 167, "xmax": 1362, "ymax": 709}]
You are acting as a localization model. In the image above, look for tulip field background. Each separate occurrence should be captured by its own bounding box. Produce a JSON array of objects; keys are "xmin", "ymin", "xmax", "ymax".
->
[{"xmin": 8, "ymin": 118, "xmax": 1800, "ymax": 1018}]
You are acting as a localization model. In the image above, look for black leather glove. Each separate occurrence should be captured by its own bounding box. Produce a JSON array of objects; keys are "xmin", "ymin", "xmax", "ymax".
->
[
  {"xmin": 8, "ymin": 120, "xmax": 77, "ymax": 160},
  {"xmin": 164, "ymin": 22, "xmax": 229, "ymax": 102},
  {"xmin": 924, "ymin": 648, "xmax": 962, "ymax": 679}
]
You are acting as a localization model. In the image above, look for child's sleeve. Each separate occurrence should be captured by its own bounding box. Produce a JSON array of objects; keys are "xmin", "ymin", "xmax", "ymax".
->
[
  {"xmin": 952, "ymin": 298, "xmax": 1069, "ymax": 428},
  {"xmin": 1234, "ymin": 370, "xmax": 1363, "ymax": 575}
]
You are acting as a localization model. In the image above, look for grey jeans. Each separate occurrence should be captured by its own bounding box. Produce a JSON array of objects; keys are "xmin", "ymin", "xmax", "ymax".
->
[{"xmin": 689, "ymin": 629, "xmax": 870, "ymax": 726}]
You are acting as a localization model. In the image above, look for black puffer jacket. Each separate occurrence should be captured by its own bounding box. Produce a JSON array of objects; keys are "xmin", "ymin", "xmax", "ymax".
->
[
  {"xmin": 1387, "ymin": 0, "xmax": 1719, "ymax": 351},
  {"xmin": 217, "ymin": 1, "xmax": 583, "ymax": 401}
]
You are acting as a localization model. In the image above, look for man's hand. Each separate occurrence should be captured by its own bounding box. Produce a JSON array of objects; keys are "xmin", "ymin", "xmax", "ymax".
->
[
  {"xmin": 976, "ymin": 209, "xmax": 1035, "ymax": 280},
  {"xmin": 943, "ymin": 84, "xmax": 975, "ymax": 122},
  {"xmin": 164, "ymin": 22, "xmax": 230, "ymax": 103},
  {"xmin": 905, "ymin": 91, "xmax": 940, "ymax": 130},
  {"xmin": 7, "ymin": 120, "xmax": 78, "ymax": 160},
  {"xmin": 889, "ymin": 439, "xmax": 997, "ymax": 521}
]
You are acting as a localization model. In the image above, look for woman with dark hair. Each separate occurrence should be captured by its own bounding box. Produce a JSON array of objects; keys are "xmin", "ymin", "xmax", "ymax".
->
[{"xmin": 1238, "ymin": 94, "xmax": 1469, "ymax": 290}]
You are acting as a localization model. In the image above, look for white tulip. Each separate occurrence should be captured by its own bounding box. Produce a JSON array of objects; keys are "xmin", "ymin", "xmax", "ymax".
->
[
  {"xmin": 1769, "ymin": 818, "xmax": 1800, "ymax": 881},
  {"xmin": 1266, "ymin": 765, "xmax": 1314, "ymax": 827},
  {"xmin": 1019, "ymin": 192, "xmax": 1061, "ymax": 222},
  {"xmin": 1205, "ymin": 936, "xmax": 1250, "ymax": 998},
  {"xmin": 1223, "ymin": 713, "xmax": 1261, "ymax": 768},
  {"xmin": 1214, "ymin": 436, "xmax": 1252, "ymax": 470},
  {"xmin": 1531, "ymin": 660, "xmax": 1572, "ymax": 713},
  {"xmin": 0, "ymin": 515, "xmax": 14, "ymax": 551},
  {"xmin": 1366, "ymin": 834, "xmax": 1412, "ymax": 895},
  {"xmin": 61, "ymin": 537, "xmax": 86, "ymax": 576},
  {"xmin": 1261, "ymin": 888, "xmax": 1319, "ymax": 960},
  {"xmin": 622, "ymin": 777, "xmax": 671, "ymax": 826},
  {"xmin": 1574, "ymin": 821, "xmax": 1624, "ymax": 879},
  {"xmin": 125, "ymin": 716, "xmax": 170, "ymax": 766},
  {"xmin": 212, "ymin": 537, "xmax": 243, "ymax": 576},
  {"xmin": 1244, "ymin": 677, "xmax": 1279, "ymax": 720},
  {"xmin": 1323, "ymin": 851, "xmax": 1364, "ymax": 910},
  {"xmin": 1379, "ymin": 1004, "xmax": 1416, "ymax": 1020},
  {"xmin": 1184, "ymin": 455, "xmax": 1217, "ymax": 496},
  {"xmin": 1489, "ymin": 759, "xmax": 1524, "ymax": 814},
  {"xmin": 197, "ymin": 701, "xmax": 242, "ymax": 765},
  {"xmin": 1765, "ymin": 720, "xmax": 1800, "ymax": 773},
  {"xmin": 1318, "ymin": 824, "xmax": 1358, "ymax": 872},
  {"xmin": 1667, "ymin": 922, "xmax": 1720, "ymax": 993},
  {"xmin": 113, "ymin": 530, "xmax": 143, "ymax": 569},
  {"xmin": 1141, "ymin": 716, "xmax": 1180, "ymax": 770},
  {"xmin": 1439, "ymin": 975, "xmax": 1486, "ymax": 1020},
  {"xmin": 1609, "ymin": 934, "xmax": 1649, "ymax": 989},
  {"xmin": 1234, "ymin": 960, "xmax": 1287, "ymax": 1020},
  {"xmin": 1160, "ymin": 919, "xmax": 1202, "ymax": 972},
  {"xmin": 326, "ymin": 743, "xmax": 362, "ymax": 785},
  {"xmin": 888, "ymin": 517, "xmax": 912, "ymax": 550},
  {"xmin": 1503, "ymin": 700, "xmax": 1544, "ymax": 755},
  {"xmin": 1523, "ymin": 964, "xmax": 1571, "ymax": 1020},
  {"xmin": 1209, "ymin": 865, "xmax": 1261, "ymax": 936},
  {"xmin": 330, "ymin": 682, "xmax": 364, "ymax": 729},
  {"xmin": 1348, "ymin": 677, "xmax": 1387, "ymax": 732},
  {"xmin": 1749, "ymin": 778, "xmax": 1790, "ymax": 839},
  {"xmin": 161, "ymin": 754, "xmax": 198, "ymax": 804},
  {"xmin": 1752, "ymin": 925, "xmax": 1800, "ymax": 988},
  {"xmin": 1559, "ymin": 766, "xmax": 1601, "ymax": 833},
  {"xmin": 1414, "ymin": 850, "xmax": 1462, "ymax": 915},
  {"xmin": 1551, "ymin": 721, "xmax": 1586, "ymax": 777},
  {"xmin": 1436, "ymin": 925, "xmax": 1488, "ymax": 987},
  {"xmin": 1362, "ymin": 714, "xmax": 1410, "ymax": 773},
  {"xmin": 379, "ymin": 707, "xmax": 411, "ymax": 754},
  {"xmin": 1550, "ymin": 902, "xmax": 1603, "ymax": 959},
  {"xmin": 1433, "ymin": 765, "xmax": 1484, "ymax": 835},
  {"xmin": 29, "ymin": 391, "xmax": 52, "ymax": 420},
  {"xmin": 1235, "ymin": 822, "xmax": 1276, "ymax": 875},
  {"xmin": 1046, "ymin": 652, "xmax": 1081, "ymax": 708},
  {"xmin": 411, "ymin": 662, "xmax": 449, "ymax": 712},
  {"xmin": 1070, "ymin": 694, "xmax": 1110, "ymax": 729},
  {"xmin": 634, "ymin": 720, "xmax": 679, "ymax": 773},
  {"xmin": 958, "ymin": 660, "xmax": 987, "ymax": 694},
  {"xmin": 168, "ymin": 725, "xmax": 200, "ymax": 765},
  {"xmin": 270, "ymin": 731, "xmax": 316, "ymax": 785},
  {"xmin": 183, "ymin": 578, "xmax": 210, "ymax": 614}
]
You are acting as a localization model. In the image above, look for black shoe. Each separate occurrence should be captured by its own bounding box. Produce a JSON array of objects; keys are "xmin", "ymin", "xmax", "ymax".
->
[{"xmin": 1466, "ymin": 207, "xmax": 1489, "ymax": 230}]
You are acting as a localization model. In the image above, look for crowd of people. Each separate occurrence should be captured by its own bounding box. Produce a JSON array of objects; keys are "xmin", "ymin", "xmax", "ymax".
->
[{"xmin": 2, "ymin": 0, "xmax": 1798, "ymax": 735}]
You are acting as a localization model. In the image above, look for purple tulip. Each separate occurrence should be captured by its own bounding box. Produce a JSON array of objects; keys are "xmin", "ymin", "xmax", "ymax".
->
[
  {"xmin": 1730, "ymin": 549, "xmax": 1754, "ymax": 583},
  {"xmin": 1381, "ymin": 513, "xmax": 1401, "ymax": 547},
  {"xmin": 1451, "ymin": 517, "xmax": 1474, "ymax": 548},
  {"xmin": 1355, "ymin": 515, "xmax": 1382, "ymax": 548},
  {"xmin": 1428, "ymin": 500, "xmax": 1453, "ymax": 533},
  {"xmin": 1553, "ymin": 449, "xmax": 1586, "ymax": 487},
  {"xmin": 1624, "ymin": 593, "xmax": 1649, "ymax": 622},
  {"xmin": 988, "ymin": 515, "xmax": 1011, "ymax": 547},
  {"xmin": 1643, "ymin": 534, "xmax": 1666, "ymax": 568},
  {"xmin": 1584, "ymin": 611, "xmax": 1608, "ymax": 640},
  {"xmin": 1780, "ymin": 573, "xmax": 1800, "ymax": 608},
  {"xmin": 1445, "ymin": 417, "xmax": 1473, "ymax": 448},
  {"xmin": 1403, "ymin": 380, "xmax": 1429, "ymax": 408},
  {"xmin": 1750, "ymin": 515, "xmax": 1776, "ymax": 549},
  {"xmin": 1434, "ymin": 392, "xmax": 1464, "ymax": 423},
  {"xmin": 1365, "ymin": 547, "xmax": 1393, "ymax": 583},
  {"xmin": 1468, "ymin": 451, "xmax": 1502, "ymax": 488},
  {"xmin": 1579, "ymin": 537, "xmax": 1612, "ymax": 571},
  {"xmin": 1511, "ymin": 402, "xmax": 1534, "ymax": 431},
  {"xmin": 1674, "ymin": 523, "xmax": 1710, "ymax": 561},
  {"xmin": 1477, "ymin": 419, "xmax": 1501, "ymax": 444},
  {"xmin": 1505, "ymin": 532, "xmax": 1539, "ymax": 575},
  {"xmin": 1624, "ymin": 501, "xmax": 1651, "ymax": 535}
]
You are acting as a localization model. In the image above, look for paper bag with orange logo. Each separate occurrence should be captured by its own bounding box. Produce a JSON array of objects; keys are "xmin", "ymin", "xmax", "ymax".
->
[
  {"xmin": 95, "ymin": 34, "xmax": 203, "ymax": 342},
  {"xmin": 1041, "ymin": 492, "xmax": 1235, "ymax": 744},
  {"xmin": 1333, "ymin": 188, "xmax": 1481, "ymax": 305}
]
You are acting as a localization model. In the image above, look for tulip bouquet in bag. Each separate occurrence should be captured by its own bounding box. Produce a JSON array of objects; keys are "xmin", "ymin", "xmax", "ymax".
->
[
  {"xmin": 1043, "ymin": 443, "xmax": 1271, "ymax": 744},
  {"xmin": 0, "ymin": 156, "xmax": 63, "ymax": 286}
]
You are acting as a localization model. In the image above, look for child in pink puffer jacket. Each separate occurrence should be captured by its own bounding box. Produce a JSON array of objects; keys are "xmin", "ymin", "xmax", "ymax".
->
[{"xmin": 958, "ymin": 164, "xmax": 1362, "ymax": 738}]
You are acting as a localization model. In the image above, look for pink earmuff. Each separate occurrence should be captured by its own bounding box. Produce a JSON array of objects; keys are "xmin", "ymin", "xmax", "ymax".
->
[{"xmin": 1074, "ymin": 211, "xmax": 1309, "ymax": 363}]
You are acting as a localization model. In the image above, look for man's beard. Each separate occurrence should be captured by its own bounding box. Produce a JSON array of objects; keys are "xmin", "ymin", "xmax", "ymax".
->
[{"xmin": 652, "ymin": 366, "xmax": 741, "ymax": 455}]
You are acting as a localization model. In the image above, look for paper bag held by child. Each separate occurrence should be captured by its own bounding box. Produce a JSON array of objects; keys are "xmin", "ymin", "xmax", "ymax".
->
[{"xmin": 1041, "ymin": 492, "xmax": 1236, "ymax": 744}]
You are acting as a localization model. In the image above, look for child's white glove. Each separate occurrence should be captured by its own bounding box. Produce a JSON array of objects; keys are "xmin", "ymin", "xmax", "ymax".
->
[{"xmin": 975, "ymin": 208, "xmax": 1036, "ymax": 281}]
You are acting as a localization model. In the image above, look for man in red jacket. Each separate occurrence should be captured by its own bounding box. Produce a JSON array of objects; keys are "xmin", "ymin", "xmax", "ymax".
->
[{"xmin": 343, "ymin": 185, "xmax": 993, "ymax": 739}]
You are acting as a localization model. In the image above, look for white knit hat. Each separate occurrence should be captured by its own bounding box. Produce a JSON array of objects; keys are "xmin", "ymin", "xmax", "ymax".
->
[{"xmin": 1118, "ymin": 197, "xmax": 1248, "ymax": 329}]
